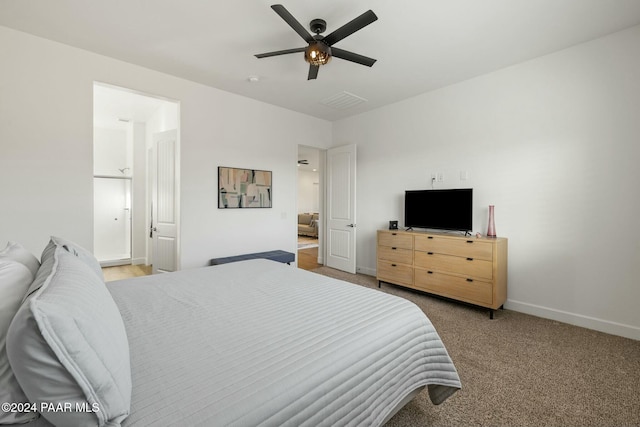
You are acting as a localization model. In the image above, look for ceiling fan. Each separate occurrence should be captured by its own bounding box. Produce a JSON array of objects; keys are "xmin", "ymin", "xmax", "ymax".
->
[{"xmin": 255, "ymin": 4, "xmax": 378, "ymax": 80}]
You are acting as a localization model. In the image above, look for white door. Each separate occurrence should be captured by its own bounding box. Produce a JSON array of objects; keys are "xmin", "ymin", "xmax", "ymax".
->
[
  {"xmin": 94, "ymin": 177, "xmax": 132, "ymax": 264},
  {"xmin": 151, "ymin": 130, "xmax": 178, "ymax": 273},
  {"xmin": 326, "ymin": 144, "xmax": 357, "ymax": 273}
]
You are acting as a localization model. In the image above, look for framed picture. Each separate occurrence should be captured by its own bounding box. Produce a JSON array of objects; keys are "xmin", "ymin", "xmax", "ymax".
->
[{"xmin": 218, "ymin": 166, "xmax": 272, "ymax": 208}]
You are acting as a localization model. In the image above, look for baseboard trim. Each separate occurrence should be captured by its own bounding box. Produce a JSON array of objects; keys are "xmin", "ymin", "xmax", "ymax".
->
[
  {"xmin": 131, "ymin": 257, "xmax": 146, "ymax": 266},
  {"xmin": 358, "ymin": 268, "xmax": 638, "ymax": 340},
  {"xmin": 99, "ymin": 259, "xmax": 131, "ymax": 268},
  {"xmin": 507, "ymin": 299, "xmax": 640, "ymax": 341},
  {"xmin": 356, "ymin": 266, "xmax": 376, "ymax": 276}
]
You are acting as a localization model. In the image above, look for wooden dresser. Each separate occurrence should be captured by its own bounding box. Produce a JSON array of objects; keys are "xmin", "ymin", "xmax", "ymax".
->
[{"xmin": 377, "ymin": 229, "xmax": 508, "ymax": 318}]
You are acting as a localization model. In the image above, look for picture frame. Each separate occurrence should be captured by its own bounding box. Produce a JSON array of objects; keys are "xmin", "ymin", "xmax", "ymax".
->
[{"xmin": 218, "ymin": 166, "xmax": 272, "ymax": 208}]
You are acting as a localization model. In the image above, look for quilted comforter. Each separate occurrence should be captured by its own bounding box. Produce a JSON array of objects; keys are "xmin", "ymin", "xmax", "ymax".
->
[{"xmin": 19, "ymin": 259, "xmax": 461, "ymax": 426}]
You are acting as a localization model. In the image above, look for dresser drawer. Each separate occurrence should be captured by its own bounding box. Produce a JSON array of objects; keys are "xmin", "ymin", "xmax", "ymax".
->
[
  {"xmin": 414, "ymin": 235, "xmax": 493, "ymax": 260},
  {"xmin": 414, "ymin": 269, "xmax": 493, "ymax": 306},
  {"xmin": 378, "ymin": 231, "xmax": 413, "ymax": 250},
  {"xmin": 377, "ymin": 246, "xmax": 413, "ymax": 264},
  {"xmin": 377, "ymin": 260, "xmax": 413, "ymax": 287},
  {"xmin": 414, "ymin": 251, "xmax": 493, "ymax": 280}
]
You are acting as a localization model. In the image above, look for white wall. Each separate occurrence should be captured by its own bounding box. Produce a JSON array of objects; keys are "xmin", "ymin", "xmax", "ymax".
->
[
  {"xmin": 0, "ymin": 26, "xmax": 332, "ymax": 267},
  {"xmin": 333, "ymin": 25, "xmax": 640, "ymax": 340},
  {"xmin": 93, "ymin": 127, "xmax": 129, "ymax": 175},
  {"xmin": 297, "ymin": 169, "xmax": 320, "ymax": 214}
]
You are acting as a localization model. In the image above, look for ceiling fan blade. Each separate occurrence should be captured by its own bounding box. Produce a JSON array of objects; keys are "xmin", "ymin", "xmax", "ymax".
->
[
  {"xmin": 271, "ymin": 4, "xmax": 315, "ymax": 44},
  {"xmin": 255, "ymin": 47, "xmax": 306, "ymax": 59},
  {"xmin": 322, "ymin": 10, "xmax": 378, "ymax": 46},
  {"xmin": 308, "ymin": 64, "xmax": 319, "ymax": 80},
  {"xmin": 331, "ymin": 47, "xmax": 377, "ymax": 67}
]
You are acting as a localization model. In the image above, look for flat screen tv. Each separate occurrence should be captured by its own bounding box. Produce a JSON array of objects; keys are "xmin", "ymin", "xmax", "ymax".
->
[{"xmin": 404, "ymin": 188, "xmax": 473, "ymax": 232}]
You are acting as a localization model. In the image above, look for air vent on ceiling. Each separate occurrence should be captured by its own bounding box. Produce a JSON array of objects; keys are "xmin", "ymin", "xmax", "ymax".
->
[{"xmin": 320, "ymin": 91, "xmax": 368, "ymax": 110}]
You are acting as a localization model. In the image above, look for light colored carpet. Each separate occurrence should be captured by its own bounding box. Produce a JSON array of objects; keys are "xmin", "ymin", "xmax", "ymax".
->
[{"xmin": 311, "ymin": 266, "xmax": 640, "ymax": 427}]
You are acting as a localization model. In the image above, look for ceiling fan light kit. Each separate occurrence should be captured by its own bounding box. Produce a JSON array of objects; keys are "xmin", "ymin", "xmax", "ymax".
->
[
  {"xmin": 305, "ymin": 42, "xmax": 331, "ymax": 66},
  {"xmin": 255, "ymin": 4, "xmax": 378, "ymax": 80}
]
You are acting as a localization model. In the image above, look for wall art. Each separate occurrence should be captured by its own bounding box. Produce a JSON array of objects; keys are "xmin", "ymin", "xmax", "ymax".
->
[{"xmin": 218, "ymin": 166, "xmax": 272, "ymax": 208}]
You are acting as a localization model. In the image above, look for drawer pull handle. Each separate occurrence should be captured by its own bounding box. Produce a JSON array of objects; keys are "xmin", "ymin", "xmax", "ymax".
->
[
  {"xmin": 391, "ymin": 264, "xmax": 397, "ymax": 267},
  {"xmin": 427, "ymin": 271, "xmax": 433, "ymax": 274},
  {"xmin": 392, "ymin": 233, "xmax": 397, "ymax": 235},
  {"xmin": 466, "ymin": 257, "xmax": 474, "ymax": 261},
  {"xmin": 466, "ymin": 240, "xmax": 474, "ymax": 244},
  {"xmin": 427, "ymin": 252, "xmax": 433, "ymax": 255},
  {"xmin": 466, "ymin": 278, "xmax": 473, "ymax": 282},
  {"xmin": 428, "ymin": 236, "xmax": 433, "ymax": 239},
  {"xmin": 391, "ymin": 247, "xmax": 397, "ymax": 250}
]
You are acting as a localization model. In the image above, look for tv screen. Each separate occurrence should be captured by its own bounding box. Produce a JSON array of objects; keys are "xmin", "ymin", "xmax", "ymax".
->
[{"xmin": 404, "ymin": 189, "xmax": 473, "ymax": 231}]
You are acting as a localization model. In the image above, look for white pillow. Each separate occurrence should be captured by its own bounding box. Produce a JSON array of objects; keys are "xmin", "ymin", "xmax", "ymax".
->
[
  {"xmin": 0, "ymin": 241, "xmax": 40, "ymax": 278},
  {"xmin": 0, "ymin": 260, "xmax": 38, "ymax": 425},
  {"xmin": 6, "ymin": 246, "xmax": 131, "ymax": 427}
]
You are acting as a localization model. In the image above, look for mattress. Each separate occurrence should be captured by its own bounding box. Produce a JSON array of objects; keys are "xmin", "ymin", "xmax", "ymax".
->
[{"xmin": 14, "ymin": 259, "xmax": 461, "ymax": 426}]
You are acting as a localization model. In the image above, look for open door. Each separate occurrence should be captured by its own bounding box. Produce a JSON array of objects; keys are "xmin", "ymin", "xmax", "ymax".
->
[
  {"xmin": 150, "ymin": 129, "xmax": 178, "ymax": 273},
  {"xmin": 325, "ymin": 144, "xmax": 357, "ymax": 273}
]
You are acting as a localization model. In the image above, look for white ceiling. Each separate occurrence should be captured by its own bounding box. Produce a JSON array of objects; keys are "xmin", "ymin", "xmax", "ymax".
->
[{"xmin": 2, "ymin": 0, "xmax": 640, "ymax": 122}]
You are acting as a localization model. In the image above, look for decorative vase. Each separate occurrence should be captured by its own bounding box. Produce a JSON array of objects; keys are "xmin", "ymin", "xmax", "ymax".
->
[{"xmin": 487, "ymin": 205, "xmax": 497, "ymax": 238}]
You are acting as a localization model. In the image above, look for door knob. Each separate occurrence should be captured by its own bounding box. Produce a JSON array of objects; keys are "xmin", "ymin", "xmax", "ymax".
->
[{"xmin": 346, "ymin": 223, "xmax": 356, "ymax": 228}]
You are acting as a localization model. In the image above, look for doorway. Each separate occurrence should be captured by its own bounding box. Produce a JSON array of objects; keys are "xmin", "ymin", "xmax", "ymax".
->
[
  {"xmin": 93, "ymin": 83, "xmax": 179, "ymax": 271},
  {"xmin": 297, "ymin": 145, "xmax": 323, "ymax": 270}
]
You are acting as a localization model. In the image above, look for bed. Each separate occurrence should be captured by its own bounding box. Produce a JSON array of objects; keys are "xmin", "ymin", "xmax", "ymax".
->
[{"xmin": 1, "ymin": 238, "xmax": 461, "ymax": 426}]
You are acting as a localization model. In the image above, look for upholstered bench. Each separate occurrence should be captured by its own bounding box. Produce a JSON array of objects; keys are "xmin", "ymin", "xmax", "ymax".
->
[{"xmin": 209, "ymin": 250, "xmax": 295, "ymax": 266}]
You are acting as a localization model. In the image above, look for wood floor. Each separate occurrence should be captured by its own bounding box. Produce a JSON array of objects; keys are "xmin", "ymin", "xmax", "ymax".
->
[
  {"xmin": 297, "ymin": 246, "xmax": 322, "ymax": 270},
  {"xmin": 297, "ymin": 236, "xmax": 321, "ymax": 271},
  {"xmin": 103, "ymin": 264, "xmax": 152, "ymax": 282}
]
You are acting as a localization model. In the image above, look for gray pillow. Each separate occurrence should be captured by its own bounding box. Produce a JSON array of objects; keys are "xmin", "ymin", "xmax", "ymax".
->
[
  {"xmin": 0, "ymin": 259, "xmax": 38, "ymax": 425},
  {"xmin": 25, "ymin": 237, "xmax": 104, "ymax": 298},
  {"xmin": 0, "ymin": 241, "xmax": 40, "ymax": 278},
  {"xmin": 51, "ymin": 236, "xmax": 104, "ymax": 281},
  {"xmin": 6, "ymin": 246, "xmax": 131, "ymax": 427},
  {"xmin": 23, "ymin": 238, "xmax": 57, "ymax": 298}
]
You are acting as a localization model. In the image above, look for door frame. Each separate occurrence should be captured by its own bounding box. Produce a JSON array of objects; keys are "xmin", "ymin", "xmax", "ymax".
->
[
  {"xmin": 93, "ymin": 82, "xmax": 180, "ymax": 271},
  {"xmin": 297, "ymin": 145, "xmax": 325, "ymax": 266}
]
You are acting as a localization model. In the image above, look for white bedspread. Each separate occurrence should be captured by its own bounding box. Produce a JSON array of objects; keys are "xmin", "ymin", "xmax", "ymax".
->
[{"xmin": 103, "ymin": 259, "xmax": 460, "ymax": 426}]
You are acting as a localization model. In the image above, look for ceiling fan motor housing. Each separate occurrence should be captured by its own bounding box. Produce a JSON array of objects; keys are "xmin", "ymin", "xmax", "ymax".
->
[{"xmin": 310, "ymin": 18, "xmax": 327, "ymax": 34}]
